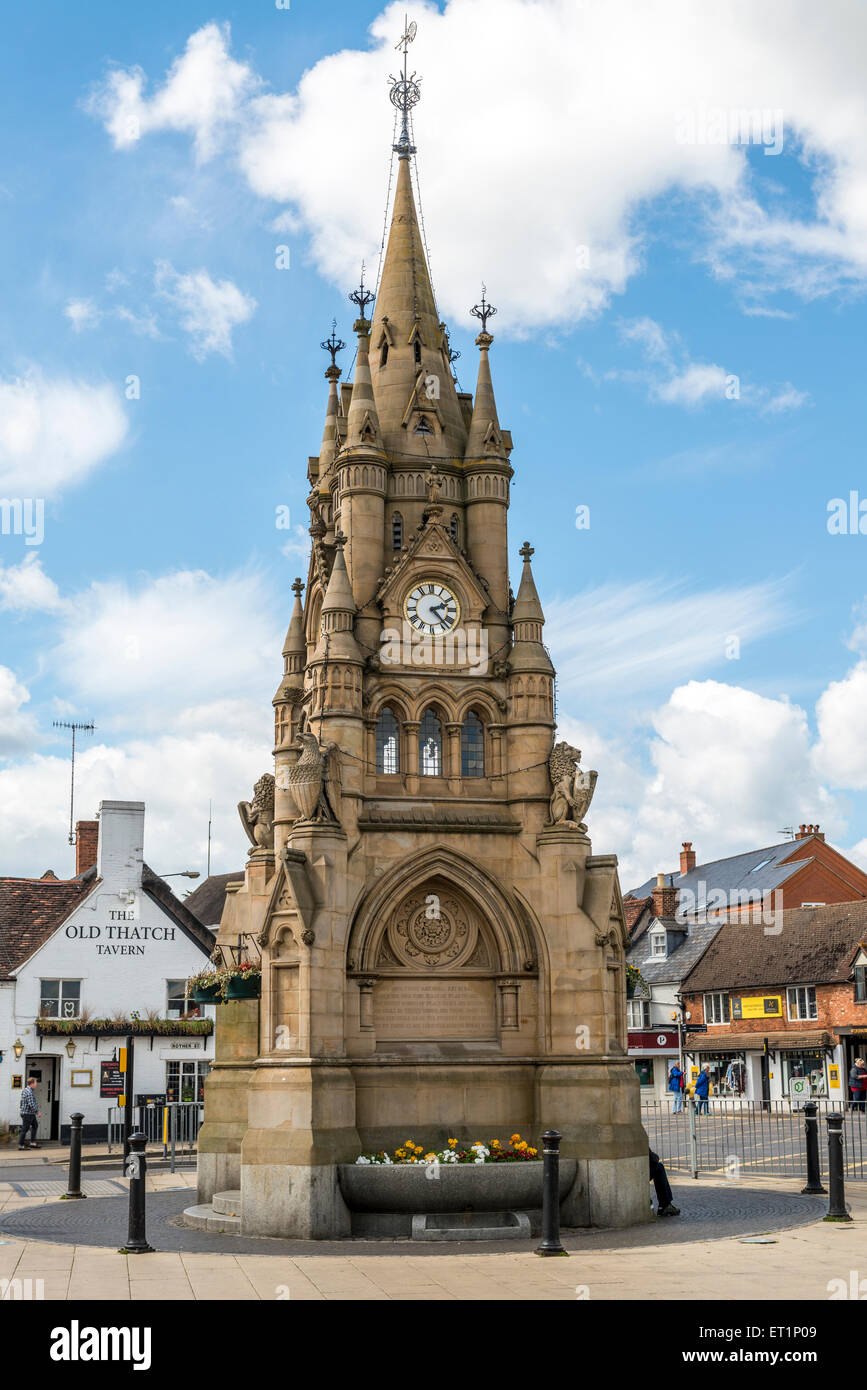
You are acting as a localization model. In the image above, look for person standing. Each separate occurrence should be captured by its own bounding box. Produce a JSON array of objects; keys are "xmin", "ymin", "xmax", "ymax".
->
[
  {"xmin": 848, "ymin": 1058, "xmax": 867, "ymax": 1112},
  {"xmin": 694, "ymin": 1064, "xmax": 711, "ymax": 1115},
  {"xmin": 668, "ymin": 1063, "xmax": 684, "ymax": 1114},
  {"xmin": 18, "ymin": 1076, "xmax": 41, "ymax": 1149}
]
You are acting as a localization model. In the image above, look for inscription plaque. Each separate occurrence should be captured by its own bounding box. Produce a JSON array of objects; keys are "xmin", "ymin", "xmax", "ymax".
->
[{"xmin": 374, "ymin": 977, "xmax": 496, "ymax": 1040}]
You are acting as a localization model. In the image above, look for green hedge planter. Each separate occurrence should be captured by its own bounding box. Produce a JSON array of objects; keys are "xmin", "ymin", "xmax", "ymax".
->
[
  {"xmin": 191, "ymin": 980, "xmax": 223, "ymax": 1005},
  {"xmin": 225, "ymin": 975, "xmax": 261, "ymax": 1001}
]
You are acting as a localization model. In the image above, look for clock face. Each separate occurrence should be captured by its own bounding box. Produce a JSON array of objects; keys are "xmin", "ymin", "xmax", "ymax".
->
[{"xmin": 404, "ymin": 581, "xmax": 460, "ymax": 635}]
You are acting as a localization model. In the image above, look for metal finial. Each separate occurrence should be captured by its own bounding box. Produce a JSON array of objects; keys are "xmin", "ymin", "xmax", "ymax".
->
[
  {"xmin": 349, "ymin": 263, "xmax": 374, "ymax": 322},
  {"xmin": 389, "ymin": 16, "xmax": 421, "ymax": 157},
  {"xmin": 470, "ymin": 284, "xmax": 497, "ymax": 335},
  {"xmin": 320, "ymin": 319, "xmax": 345, "ymax": 367}
]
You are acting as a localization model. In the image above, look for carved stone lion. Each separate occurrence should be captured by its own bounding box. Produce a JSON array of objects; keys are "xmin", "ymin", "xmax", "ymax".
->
[
  {"xmin": 548, "ymin": 742, "xmax": 598, "ymax": 831},
  {"xmin": 238, "ymin": 773, "xmax": 276, "ymax": 850}
]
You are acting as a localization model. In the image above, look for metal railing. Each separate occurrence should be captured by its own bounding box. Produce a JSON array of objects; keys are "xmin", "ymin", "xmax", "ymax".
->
[
  {"xmin": 642, "ymin": 1097, "xmax": 867, "ymax": 1180},
  {"xmin": 107, "ymin": 1101, "xmax": 203, "ymax": 1171}
]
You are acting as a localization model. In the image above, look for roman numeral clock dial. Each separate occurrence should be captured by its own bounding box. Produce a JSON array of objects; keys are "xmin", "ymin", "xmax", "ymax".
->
[{"xmin": 404, "ymin": 582, "xmax": 460, "ymax": 635}]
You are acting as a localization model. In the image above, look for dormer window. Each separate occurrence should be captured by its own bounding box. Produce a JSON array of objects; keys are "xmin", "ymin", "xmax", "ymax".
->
[
  {"xmin": 414, "ymin": 339, "xmax": 422, "ymax": 366},
  {"xmin": 414, "ymin": 416, "xmax": 434, "ymax": 436},
  {"xmin": 649, "ymin": 930, "xmax": 667, "ymax": 959}
]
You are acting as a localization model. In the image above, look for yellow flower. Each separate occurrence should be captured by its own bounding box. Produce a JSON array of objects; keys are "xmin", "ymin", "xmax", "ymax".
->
[
  {"xmin": 510, "ymin": 1133, "xmax": 521, "ymax": 1143},
  {"xmin": 424, "ymin": 1153, "xmax": 436, "ymax": 1161},
  {"xmin": 516, "ymin": 1141, "xmax": 527, "ymax": 1151},
  {"xmin": 410, "ymin": 1156, "xmax": 417, "ymax": 1163},
  {"xmin": 492, "ymin": 1140, "xmax": 501, "ymax": 1148},
  {"xmin": 528, "ymin": 1148, "xmax": 538, "ymax": 1157},
  {"xmin": 447, "ymin": 1138, "xmax": 457, "ymax": 1147},
  {"xmin": 395, "ymin": 1148, "xmax": 406, "ymax": 1158}
]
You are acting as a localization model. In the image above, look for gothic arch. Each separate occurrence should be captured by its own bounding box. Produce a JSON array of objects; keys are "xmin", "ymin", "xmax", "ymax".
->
[
  {"xmin": 409, "ymin": 683, "xmax": 458, "ymax": 721},
  {"xmin": 368, "ymin": 688, "xmax": 412, "ymax": 723},
  {"xmin": 346, "ymin": 846, "xmax": 538, "ymax": 975},
  {"xmin": 454, "ymin": 687, "xmax": 502, "ymax": 723}
]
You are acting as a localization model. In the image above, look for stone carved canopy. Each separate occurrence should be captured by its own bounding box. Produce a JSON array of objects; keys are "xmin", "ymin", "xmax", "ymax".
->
[{"xmin": 346, "ymin": 846, "xmax": 537, "ymax": 976}]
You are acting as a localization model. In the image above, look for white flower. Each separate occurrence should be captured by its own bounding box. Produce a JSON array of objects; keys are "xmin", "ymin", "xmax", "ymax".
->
[{"xmin": 355, "ymin": 1156, "xmax": 370, "ymax": 1165}]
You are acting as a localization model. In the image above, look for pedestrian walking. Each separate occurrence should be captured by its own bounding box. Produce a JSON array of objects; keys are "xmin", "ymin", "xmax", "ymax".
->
[
  {"xmin": 668, "ymin": 1063, "xmax": 684, "ymax": 1114},
  {"xmin": 848, "ymin": 1057, "xmax": 867, "ymax": 1112},
  {"xmin": 694, "ymin": 1064, "xmax": 711, "ymax": 1115},
  {"xmin": 18, "ymin": 1076, "xmax": 41, "ymax": 1149},
  {"xmin": 649, "ymin": 1147, "xmax": 680, "ymax": 1216}
]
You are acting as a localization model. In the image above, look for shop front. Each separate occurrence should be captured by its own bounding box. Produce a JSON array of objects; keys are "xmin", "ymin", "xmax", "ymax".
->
[{"xmin": 628, "ymin": 1027, "xmax": 680, "ymax": 1100}]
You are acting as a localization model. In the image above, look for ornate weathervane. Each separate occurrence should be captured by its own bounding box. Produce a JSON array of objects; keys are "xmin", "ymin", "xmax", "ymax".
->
[
  {"xmin": 349, "ymin": 262, "xmax": 375, "ymax": 324},
  {"xmin": 320, "ymin": 319, "xmax": 345, "ymax": 370},
  {"xmin": 470, "ymin": 284, "xmax": 497, "ymax": 336},
  {"xmin": 389, "ymin": 16, "xmax": 421, "ymax": 157}
]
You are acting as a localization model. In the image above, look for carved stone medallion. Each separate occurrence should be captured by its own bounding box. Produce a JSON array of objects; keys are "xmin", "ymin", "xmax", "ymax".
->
[{"xmin": 384, "ymin": 888, "xmax": 479, "ymax": 969}]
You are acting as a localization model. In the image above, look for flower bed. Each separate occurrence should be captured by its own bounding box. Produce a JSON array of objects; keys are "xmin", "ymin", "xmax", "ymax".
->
[
  {"xmin": 339, "ymin": 1136, "xmax": 577, "ymax": 1216},
  {"xmin": 356, "ymin": 1134, "xmax": 539, "ymax": 1165}
]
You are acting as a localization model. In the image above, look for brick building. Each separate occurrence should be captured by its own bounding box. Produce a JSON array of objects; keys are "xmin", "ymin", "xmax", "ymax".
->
[
  {"xmin": 679, "ymin": 900, "xmax": 867, "ymax": 1106},
  {"xmin": 624, "ymin": 828, "xmax": 867, "ymax": 1099}
]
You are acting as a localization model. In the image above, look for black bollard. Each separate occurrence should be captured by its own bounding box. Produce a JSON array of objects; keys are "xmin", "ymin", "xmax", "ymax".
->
[
  {"xmin": 824, "ymin": 1113, "xmax": 852, "ymax": 1221},
  {"xmin": 118, "ymin": 1131, "xmax": 154, "ymax": 1253},
  {"xmin": 800, "ymin": 1101, "xmax": 826, "ymax": 1195},
  {"xmin": 535, "ymin": 1129, "xmax": 568, "ymax": 1256},
  {"xmin": 61, "ymin": 1112, "xmax": 87, "ymax": 1200}
]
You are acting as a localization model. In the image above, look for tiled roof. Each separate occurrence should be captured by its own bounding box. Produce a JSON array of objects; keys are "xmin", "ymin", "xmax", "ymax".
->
[
  {"xmin": 627, "ymin": 915, "xmax": 724, "ymax": 985},
  {"xmin": 681, "ymin": 900, "xmax": 867, "ymax": 993},
  {"xmin": 141, "ymin": 866, "xmax": 216, "ymax": 956},
  {"xmin": 182, "ymin": 872, "xmax": 244, "ymax": 929},
  {"xmin": 627, "ymin": 840, "xmax": 807, "ymax": 906},
  {"xmin": 0, "ymin": 873, "xmax": 93, "ymax": 978},
  {"xmin": 623, "ymin": 895, "xmax": 652, "ymax": 933}
]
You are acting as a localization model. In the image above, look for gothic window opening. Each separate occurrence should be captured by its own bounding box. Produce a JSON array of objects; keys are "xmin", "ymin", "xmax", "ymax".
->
[
  {"xmin": 414, "ymin": 416, "xmax": 434, "ymax": 436},
  {"xmin": 461, "ymin": 710, "xmax": 485, "ymax": 777},
  {"xmin": 449, "ymin": 514, "xmax": 459, "ymax": 543},
  {"xmin": 392, "ymin": 512, "xmax": 403, "ymax": 549},
  {"xmin": 414, "ymin": 338, "xmax": 422, "ymax": 366},
  {"xmin": 380, "ymin": 341, "xmax": 389, "ymax": 367},
  {"xmin": 419, "ymin": 709, "xmax": 442, "ymax": 776},
  {"xmin": 375, "ymin": 707, "xmax": 400, "ymax": 775}
]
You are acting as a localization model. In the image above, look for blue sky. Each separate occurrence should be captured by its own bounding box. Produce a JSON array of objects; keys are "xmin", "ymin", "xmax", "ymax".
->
[{"xmin": 1, "ymin": 0, "xmax": 866, "ymax": 886}]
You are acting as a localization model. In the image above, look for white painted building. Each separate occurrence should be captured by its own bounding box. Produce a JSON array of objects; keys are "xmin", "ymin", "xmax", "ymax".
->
[{"xmin": 0, "ymin": 801, "xmax": 215, "ymax": 1142}]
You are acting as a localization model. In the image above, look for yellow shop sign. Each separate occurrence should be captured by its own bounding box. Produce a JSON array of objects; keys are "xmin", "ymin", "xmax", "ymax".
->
[{"xmin": 731, "ymin": 995, "xmax": 782, "ymax": 1020}]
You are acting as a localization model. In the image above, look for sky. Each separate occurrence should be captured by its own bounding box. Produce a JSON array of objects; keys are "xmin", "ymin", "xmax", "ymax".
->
[{"xmin": 1, "ymin": 0, "xmax": 867, "ymax": 890}]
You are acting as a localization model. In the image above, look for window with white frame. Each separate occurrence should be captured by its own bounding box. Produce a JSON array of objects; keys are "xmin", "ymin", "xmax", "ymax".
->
[
  {"xmin": 649, "ymin": 930, "xmax": 667, "ymax": 958},
  {"xmin": 627, "ymin": 999, "xmax": 650, "ymax": 1028},
  {"xmin": 704, "ymin": 992, "xmax": 730, "ymax": 1025},
  {"xmin": 167, "ymin": 980, "xmax": 189, "ymax": 1019},
  {"xmin": 787, "ymin": 985, "xmax": 818, "ymax": 1021},
  {"xmin": 39, "ymin": 979, "xmax": 81, "ymax": 1019}
]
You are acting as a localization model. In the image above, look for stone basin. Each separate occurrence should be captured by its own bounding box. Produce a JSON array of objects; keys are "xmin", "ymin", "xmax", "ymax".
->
[{"xmin": 338, "ymin": 1159, "xmax": 577, "ymax": 1214}]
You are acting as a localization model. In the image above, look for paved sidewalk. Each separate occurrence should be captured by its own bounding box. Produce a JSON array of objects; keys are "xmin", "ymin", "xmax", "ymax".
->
[{"xmin": 0, "ymin": 1175, "xmax": 861, "ymax": 1300}]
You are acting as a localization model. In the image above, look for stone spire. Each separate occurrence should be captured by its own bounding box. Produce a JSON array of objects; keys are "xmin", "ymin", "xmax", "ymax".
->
[
  {"xmin": 319, "ymin": 367, "xmax": 342, "ymax": 479},
  {"xmin": 282, "ymin": 577, "xmax": 306, "ymax": 674},
  {"xmin": 368, "ymin": 143, "xmax": 467, "ymax": 457},
  {"xmin": 343, "ymin": 293, "xmax": 384, "ymax": 455},
  {"xmin": 465, "ymin": 294, "xmax": 504, "ymax": 460},
  {"xmin": 510, "ymin": 541, "xmax": 554, "ymax": 674},
  {"xmin": 314, "ymin": 533, "xmax": 362, "ymax": 663}
]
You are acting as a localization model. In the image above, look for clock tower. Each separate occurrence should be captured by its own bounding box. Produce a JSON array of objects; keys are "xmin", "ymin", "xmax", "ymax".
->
[{"xmin": 198, "ymin": 24, "xmax": 647, "ymax": 1239}]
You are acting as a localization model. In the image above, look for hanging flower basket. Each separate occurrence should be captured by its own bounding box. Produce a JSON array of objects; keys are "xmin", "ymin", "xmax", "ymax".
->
[
  {"xmin": 225, "ymin": 962, "xmax": 261, "ymax": 1000},
  {"xmin": 191, "ymin": 978, "xmax": 223, "ymax": 1005},
  {"xmin": 626, "ymin": 964, "xmax": 645, "ymax": 1000}
]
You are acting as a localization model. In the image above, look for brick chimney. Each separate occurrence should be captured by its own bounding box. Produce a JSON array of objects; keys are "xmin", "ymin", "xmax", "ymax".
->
[
  {"xmin": 75, "ymin": 820, "xmax": 99, "ymax": 876},
  {"xmin": 680, "ymin": 841, "xmax": 696, "ymax": 875},
  {"xmin": 652, "ymin": 872, "xmax": 679, "ymax": 919},
  {"xmin": 795, "ymin": 823, "xmax": 824, "ymax": 842}
]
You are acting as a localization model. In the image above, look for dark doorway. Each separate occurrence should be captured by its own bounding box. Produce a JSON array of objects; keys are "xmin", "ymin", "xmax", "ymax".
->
[{"xmin": 23, "ymin": 1056, "xmax": 59, "ymax": 1141}]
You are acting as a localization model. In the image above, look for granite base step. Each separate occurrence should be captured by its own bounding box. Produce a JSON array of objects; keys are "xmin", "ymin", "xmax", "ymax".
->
[{"xmin": 411, "ymin": 1210, "xmax": 531, "ymax": 1241}]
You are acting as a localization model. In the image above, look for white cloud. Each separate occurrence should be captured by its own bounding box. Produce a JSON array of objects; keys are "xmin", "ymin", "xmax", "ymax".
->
[
  {"xmin": 653, "ymin": 362, "xmax": 729, "ymax": 407},
  {"xmin": 0, "ymin": 667, "xmax": 37, "ymax": 756},
  {"xmin": 87, "ymin": 4, "xmax": 867, "ymax": 328},
  {"xmin": 814, "ymin": 662, "xmax": 867, "ymax": 789},
  {"xmin": 0, "ymin": 369, "xmax": 128, "ymax": 496},
  {"xmin": 760, "ymin": 383, "xmax": 811, "ymax": 415},
  {"xmin": 546, "ymin": 576, "xmax": 795, "ymax": 704},
  {"xmin": 154, "ymin": 261, "xmax": 256, "ymax": 359},
  {"xmin": 85, "ymin": 21, "xmax": 259, "ymax": 162},
  {"xmin": 51, "ymin": 567, "xmax": 280, "ymax": 724},
  {"xmin": 64, "ymin": 298, "xmax": 101, "ymax": 332},
  {"xmin": 0, "ymin": 554, "xmax": 63, "ymax": 614},
  {"xmin": 280, "ymin": 525, "xmax": 311, "ymax": 563}
]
